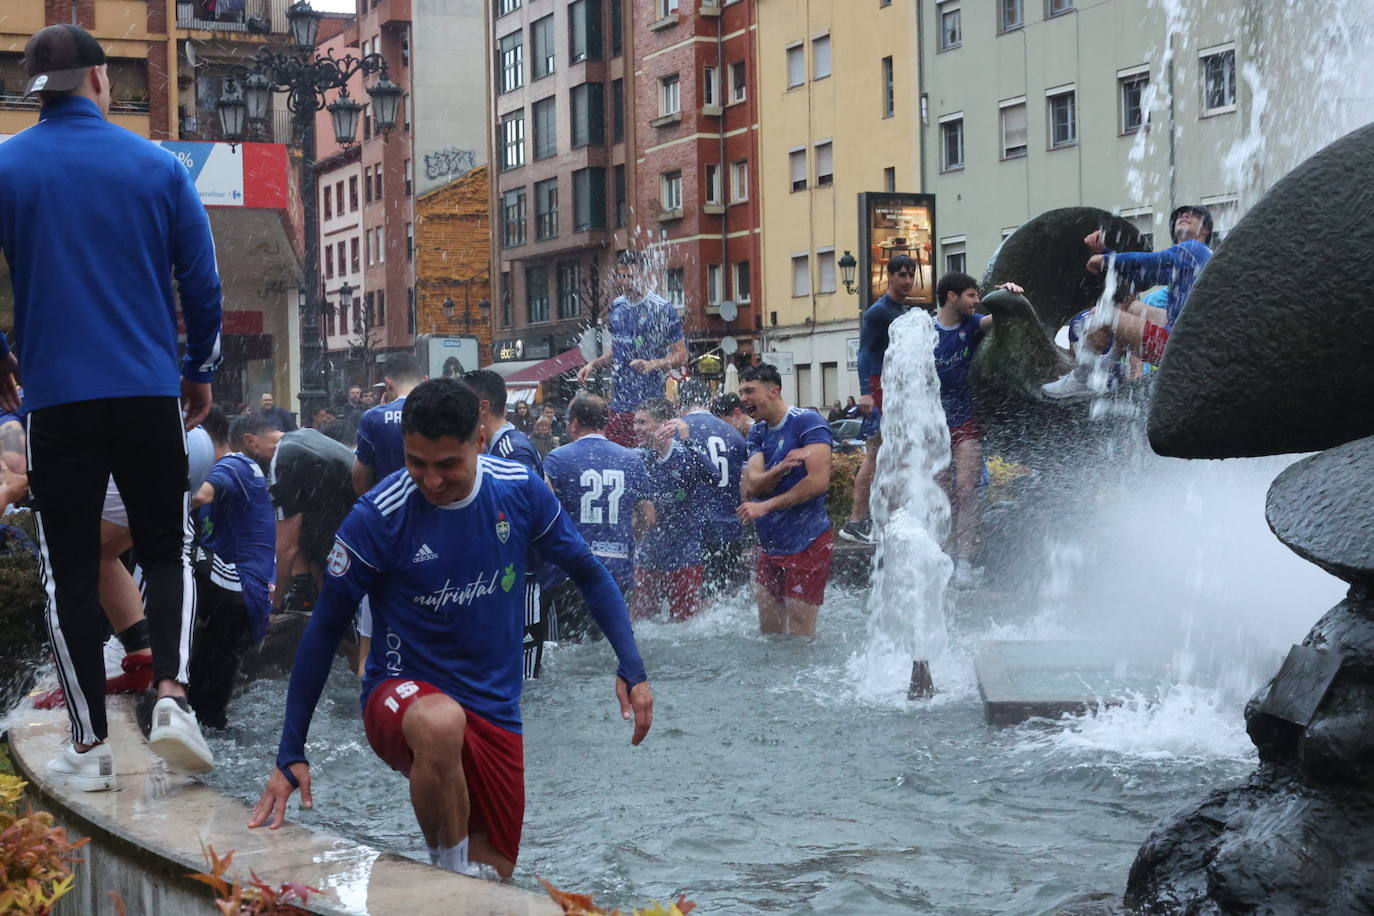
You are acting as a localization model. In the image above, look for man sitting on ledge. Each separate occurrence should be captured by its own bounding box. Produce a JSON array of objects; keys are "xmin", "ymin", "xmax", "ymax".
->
[{"xmin": 248, "ymin": 379, "xmax": 653, "ymax": 880}]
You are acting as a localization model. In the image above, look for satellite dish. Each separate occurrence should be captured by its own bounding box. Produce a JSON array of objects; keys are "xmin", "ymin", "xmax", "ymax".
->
[
  {"xmin": 718, "ymin": 299, "xmax": 738, "ymax": 321},
  {"xmin": 720, "ymin": 336, "xmax": 739, "ymax": 355},
  {"xmin": 578, "ymin": 327, "xmax": 602, "ymax": 362}
]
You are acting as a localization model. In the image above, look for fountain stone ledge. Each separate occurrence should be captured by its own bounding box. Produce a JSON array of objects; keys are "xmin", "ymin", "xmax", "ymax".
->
[{"xmin": 5, "ymin": 696, "xmax": 558, "ymax": 916}]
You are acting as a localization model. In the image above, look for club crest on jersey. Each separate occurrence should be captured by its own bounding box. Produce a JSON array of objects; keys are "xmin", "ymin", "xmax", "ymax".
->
[
  {"xmin": 495, "ymin": 510, "xmax": 510, "ymax": 543},
  {"xmin": 326, "ymin": 541, "xmax": 350, "ymax": 577}
]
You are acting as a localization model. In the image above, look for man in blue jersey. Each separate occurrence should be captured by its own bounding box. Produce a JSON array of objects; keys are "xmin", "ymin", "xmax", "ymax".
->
[
  {"xmin": 0, "ymin": 24, "xmax": 223, "ymax": 788},
  {"xmin": 353, "ymin": 354, "xmax": 426, "ymax": 495},
  {"xmin": 1042, "ymin": 206, "xmax": 1213, "ymax": 399},
  {"xmin": 576, "ymin": 250, "xmax": 688, "ymax": 447},
  {"xmin": 737, "ymin": 365, "xmax": 834, "ymax": 637},
  {"xmin": 247, "ymin": 379, "xmax": 653, "ymax": 879},
  {"xmin": 543, "ymin": 395, "xmax": 655, "ymax": 640},
  {"xmin": 464, "ymin": 369, "xmax": 549, "ymax": 676},
  {"xmin": 631, "ymin": 398, "xmax": 716, "ymax": 621},
  {"xmin": 671, "ymin": 380, "xmax": 749, "ymax": 596},
  {"xmin": 187, "ymin": 407, "xmax": 277, "ymax": 729},
  {"xmin": 841, "ymin": 254, "xmax": 919, "ymax": 546}
]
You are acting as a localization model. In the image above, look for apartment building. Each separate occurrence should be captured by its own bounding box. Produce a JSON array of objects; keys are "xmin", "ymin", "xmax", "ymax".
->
[{"xmin": 755, "ymin": 0, "xmax": 921, "ymax": 407}]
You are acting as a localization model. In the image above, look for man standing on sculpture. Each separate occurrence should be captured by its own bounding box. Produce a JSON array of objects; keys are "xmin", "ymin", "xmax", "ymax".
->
[
  {"xmin": 576, "ymin": 250, "xmax": 688, "ymax": 447},
  {"xmin": 0, "ymin": 24, "xmax": 222, "ymax": 788}
]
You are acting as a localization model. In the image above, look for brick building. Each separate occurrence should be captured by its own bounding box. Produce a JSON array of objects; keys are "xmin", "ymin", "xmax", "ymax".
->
[{"xmin": 414, "ymin": 165, "xmax": 493, "ymax": 361}]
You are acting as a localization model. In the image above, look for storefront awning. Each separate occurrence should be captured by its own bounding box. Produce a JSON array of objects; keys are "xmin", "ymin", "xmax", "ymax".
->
[
  {"xmin": 503, "ymin": 348, "xmax": 587, "ymax": 388},
  {"xmin": 486, "ymin": 359, "xmax": 544, "ymax": 379}
]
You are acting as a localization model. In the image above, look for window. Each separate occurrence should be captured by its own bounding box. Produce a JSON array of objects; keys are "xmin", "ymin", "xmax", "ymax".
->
[
  {"xmin": 1119, "ymin": 70, "xmax": 1149, "ymax": 133},
  {"xmin": 500, "ymin": 110, "xmax": 525, "ymax": 170},
  {"xmin": 814, "ymin": 141, "xmax": 833, "ymax": 187},
  {"xmin": 375, "ymin": 289, "xmax": 385, "ymax": 327},
  {"xmin": 500, "ymin": 271, "xmax": 513, "ymax": 327},
  {"xmin": 406, "ymin": 287, "xmax": 415, "ymax": 334},
  {"xmin": 324, "ymin": 244, "xmax": 334, "ymax": 278},
  {"xmin": 571, "ymin": 82, "xmax": 605, "ymax": 147},
  {"xmin": 943, "ymin": 238, "xmax": 967, "ymax": 275},
  {"xmin": 1048, "ymin": 88, "xmax": 1076, "ymax": 148},
  {"xmin": 707, "ymin": 263, "xmax": 722, "ymax": 304},
  {"xmin": 1201, "ymin": 46, "xmax": 1236, "ymax": 113},
  {"xmin": 376, "ymin": 226, "xmax": 384, "ymax": 263},
  {"xmin": 660, "ymin": 170, "xmax": 683, "ymax": 211},
  {"xmin": 374, "ymin": 163, "xmax": 384, "ymax": 200},
  {"xmin": 703, "ymin": 65, "xmax": 719, "ymax": 106},
  {"xmin": 365, "ymin": 228, "xmax": 374, "ymax": 266},
  {"xmin": 789, "ymin": 148, "xmax": 807, "ymax": 191},
  {"xmin": 1124, "ymin": 211, "xmax": 1154, "ymax": 250},
  {"xmin": 323, "ymin": 184, "xmax": 332, "ymax": 220},
  {"xmin": 404, "ymin": 92, "xmax": 412, "ymax": 131},
  {"xmin": 705, "ymin": 163, "xmax": 722, "ymax": 204},
  {"xmin": 938, "ymin": 2, "xmax": 961, "ymax": 49},
  {"xmin": 527, "ymin": 266, "xmax": 549, "ymax": 323},
  {"xmin": 401, "ymin": 28, "xmax": 410, "ymax": 66},
  {"xmin": 786, "ymin": 44, "xmax": 804, "ymax": 88},
  {"xmin": 613, "ymin": 79, "xmax": 625, "ymax": 141},
  {"xmin": 812, "ymin": 35, "xmax": 831, "ymax": 80},
  {"xmin": 657, "ymin": 0, "xmax": 678, "ymax": 13},
  {"xmin": 532, "ymin": 14, "xmax": 555, "ymax": 79},
  {"xmin": 335, "ymin": 181, "xmax": 344, "ymax": 216},
  {"xmin": 940, "ymin": 115, "xmax": 964, "ymax": 170},
  {"xmin": 611, "ymin": 0, "xmax": 622, "ymax": 55},
  {"xmin": 1000, "ymin": 99, "xmax": 1027, "ymax": 159},
  {"xmin": 337, "ymin": 242, "xmax": 347, "ymax": 277},
  {"xmin": 535, "ymin": 177, "xmax": 559, "ymax": 239},
  {"xmin": 405, "ymin": 223, "xmax": 412, "ymax": 261},
  {"xmin": 498, "ymin": 31, "xmax": 523, "ymax": 94},
  {"xmin": 502, "ymin": 188, "xmax": 527, "ymax": 247},
  {"xmin": 614, "ymin": 164, "xmax": 627, "ymax": 227},
  {"xmin": 361, "ymin": 292, "xmax": 373, "ymax": 332},
  {"xmin": 1202, "ymin": 197, "xmax": 1236, "ymax": 247},
  {"xmin": 533, "ymin": 97, "xmax": 557, "ymax": 159},
  {"xmin": 817, "ymin": 249, "xmax": 836, "ymax": 295},
  {"xmin": 349, "ymin": 176, "xmax": 358, "ymax": 211},
  {"xmin": 573, "ymin": 167, "xmax": 607, "ymax": 231},
  {"xmin": 731, "ymin": 160, "xmax": 749, "ymax": 201},
  {"xmin": 730, "ymin": 61, "xmax": 747, "ymax": 103},
  {"xmin": 1000, "ymin": 0, "xmax": 1023, "ymax": 32},
  {"xmin": 496, "ymin": 0, "xmax": 521, "ymax": 16},
  {"xmin": 350, "ymin": 238, "xmax": 360, "ymax": 272},
  {"xmin": 884, "ymin": 166, "xmax": 896, "ymax": 191},
  {"xmin": 403, "ymin": 159, "xmax": 412, "ymax": 196},
  {"xmin": 881, "ymin": 56, "xmax": 894, "ymax": 117},
  {"xmin": 659, "ymin": 74, "xmax": 681, "ymax": 116},
  {"xmin": 666, "ymin": 268, "xmax": 685, "ymax": 309},
  {"xmin": 1047, "ymin": 0, "xmax": 1072, "ymax": 14},
  {"xmin": 733, "ymin": 261, "xmax": 751, "ymax": 301},
  {"xmin": 791, "ymin": 253, "xmax": 811, "ymax": 297},
  {"xmin": 557, "ymin": 262, "xmax": 581, "ymax": 319},
  {"xmin": 569, "ymin": 0, "xmax": 602, "ymax": 63}
]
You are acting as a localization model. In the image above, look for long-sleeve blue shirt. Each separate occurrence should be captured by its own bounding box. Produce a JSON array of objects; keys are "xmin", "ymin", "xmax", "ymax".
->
[
  {"xmin": 1104, "ymin": 240, "xmax": 1212, "ymax": 328},
  {"xmin": 0, "ymin": 96, "xmax": 222, "ymax": 410},
  {"xmin": 856, "ymin": 294, "xmax": 907, "ymax": 394}
]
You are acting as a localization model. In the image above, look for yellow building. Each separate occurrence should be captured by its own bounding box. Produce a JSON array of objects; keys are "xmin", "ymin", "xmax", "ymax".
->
[{"xmin": 754, "ymin": 0, "xmax": 921, "ymax": 408}]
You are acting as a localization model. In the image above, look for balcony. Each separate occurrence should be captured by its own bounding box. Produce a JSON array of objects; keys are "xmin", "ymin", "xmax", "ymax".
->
[
  {"xmin": 176, "ymin": 0, "xmax": 289, "ymax": 35},
  {"xmin": 180, "ymin": 105, "xmax": 295, "ymax": 144}
]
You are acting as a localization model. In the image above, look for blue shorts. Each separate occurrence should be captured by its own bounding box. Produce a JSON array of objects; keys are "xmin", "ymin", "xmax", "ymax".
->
[{"xmin": 860, "ymin": 408, "xmax": 881, "ymax": 440}]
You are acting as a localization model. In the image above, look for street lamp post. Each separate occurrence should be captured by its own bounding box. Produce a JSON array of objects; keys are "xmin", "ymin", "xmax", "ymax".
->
[{"xmin": 216, "ymin": 1, "xmax": 401, "ymax": 420}]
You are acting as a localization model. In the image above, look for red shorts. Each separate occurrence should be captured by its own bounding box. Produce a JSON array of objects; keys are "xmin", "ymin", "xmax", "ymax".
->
[
  {"xmin": 607, "ymin": 410, "xmax": 637, "ymax": 448},
  {"xmin": 1142, "ymin": 322, "xmax": 1170, "ymax": 364},
  {"xmin": 755, "ymin": 530, "xmax": 833, "ymax": 607},
  {"xmin": 949, "ymin": 417, "xmax": 981, "ymax": 448},
  {"xmin": 868, "ymin": 376, "xmax": 883, "ymax": 411},
  {"xmin": 363, "ymin": 678, "xmax": 525, "ymax": 864},
  {"xmin": 631, "ymin": 565, "xmax": 705, "ymax": 621}
]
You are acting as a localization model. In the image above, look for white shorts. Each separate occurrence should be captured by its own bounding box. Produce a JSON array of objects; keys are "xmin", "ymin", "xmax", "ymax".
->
[{"xmin": 101, "ymin": 426, "xmax": 215, "ymax": 528}]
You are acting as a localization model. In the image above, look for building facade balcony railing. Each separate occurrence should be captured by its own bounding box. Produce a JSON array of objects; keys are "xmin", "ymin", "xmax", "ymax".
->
[
  {"xmin": 180, "ymin": 105, "xmax": 293, "ymax": 143},
  {"xmin": 175, "ymin": 0, "xmax": 290, "ymax": 35}
]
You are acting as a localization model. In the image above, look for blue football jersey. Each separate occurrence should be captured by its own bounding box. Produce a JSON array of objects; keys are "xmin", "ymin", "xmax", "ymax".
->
[
  {"xmin": 607, "ymin": 294, "xmax": 684, "ymax": 412},
  {"xmin": 488, "ymin": 421, "xmax": 543, "ymax": 477},
  {"xmin": 544, "ymin": 433, "xmax": 649, "ymax": 588},
  {"xmin": 197, "ymin": 453, "xmax": 277, "ymax": 641},
  {"xmin": 932, "ymin": 314, "xmax": 986, "ymax": 427},
  {"xmin": 354, "ymin": 396, "xmax": 407, "ymax": 480},
  {"xmin": 746, "ymin": 407, "xmax": 833, "ymax": 556},
  {"xmin": 680, "ymin": 409, "xmax": 747, "ymax": 542},
  {"xmin": 636, "ymin": 440, "xmax": 715, "ymax": 570}
]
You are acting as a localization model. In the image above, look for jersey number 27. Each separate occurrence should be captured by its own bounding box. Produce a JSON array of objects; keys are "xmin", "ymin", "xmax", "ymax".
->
[{"xmin": 579, "ymin": 469, "xmax": 626, "ymax": 524}]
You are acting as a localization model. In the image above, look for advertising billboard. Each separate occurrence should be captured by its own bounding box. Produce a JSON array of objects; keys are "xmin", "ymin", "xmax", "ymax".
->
[{"xmin": 857, "ymin": 192, "xmax": 936, "ymax": 309}]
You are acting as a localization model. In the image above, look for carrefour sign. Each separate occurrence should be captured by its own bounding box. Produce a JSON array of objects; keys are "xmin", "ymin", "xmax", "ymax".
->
[{"xmin": 156, "ymin": 141, "xmax": 289, "ymax": 209}]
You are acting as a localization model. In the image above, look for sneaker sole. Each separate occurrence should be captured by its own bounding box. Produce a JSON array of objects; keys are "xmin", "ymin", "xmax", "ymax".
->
[
  {"xmin": 147, "ymin": 730, "xmax": 215, "ymax": 773},
  {"xmin": 837, "ymin": 530, "xmax": 875, "ymax": 545},
  {"xmin": 48, "ymin": 770, "xmax": 115, "ymax": 792}
]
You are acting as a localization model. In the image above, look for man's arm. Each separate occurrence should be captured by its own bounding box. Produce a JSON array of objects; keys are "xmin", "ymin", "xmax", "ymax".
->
[
  {"xmin": 742, "ymin": 450, "xmax": 801, "ymax": 499},
  {"xmin": 191, "ymin": 480, "xmax": 217, "ymax": 509},
  {"xmin": 739, "ymin": 443, "xmax": 831, "ymax": 520},
  {"xmin": 171, "ymin": 161, "xmax": 223, "ymax": 389},
  {"xmin": 855, "ymin": 305, "xmax": 885, "ymax": 396},
  {"xmin": 275, "ymin": 513, "xmax": 303, "ymax": 605},
  {"xmin": 632, "ymin": 499, "xmax": 656, "ymax": 538},
  {"xmin": 0, "ymin": 419, "xmax": 26, "ymax": 476},
  {"xmin": 351, "ymin": 459, "xmax": 375, "ymax": 497}
]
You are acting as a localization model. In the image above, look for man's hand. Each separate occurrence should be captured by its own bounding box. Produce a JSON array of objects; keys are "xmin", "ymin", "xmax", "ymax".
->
[
  {"xmin": 660, "ymin": 418, "xmax": 688, "ymax": 442},
  {"xmin": 1084, "ymin": 230, "xmax": 1107, "ymax": 253},
  {"xmin": 994, "ymin": 281, "xmax": 1025, "ymax": 295},
  {"xmin": 737, "ymin": 500, "xmax": 768, "ymax": 523},
  {"xmin": 1086, "ymin": 254, "xmax": 1106, "ymax": 275},
  {"xmin": 857, "ymin": 393, "xmax": 874, "ymax": 417},
  {"xmin": 628, "ymin": 358, "xmax": 653, "ymax": 373},
  {"xmin": 0, "ymin": 354, "xmax": 21, "ymax": 414},
  {"xmin": 615, "ymin": 678, "xmax": 653, "ymax": 746},
  {"xmin": 247, "ymin": 762, "xmax": 312, "ymax": 830},
  {"xmin": 181, "ymin": 379, "xmax": 212, "ymax": 430},
  {"xmin": 576, "ymin": 362, "xmax": 594, "ymax": 384}
]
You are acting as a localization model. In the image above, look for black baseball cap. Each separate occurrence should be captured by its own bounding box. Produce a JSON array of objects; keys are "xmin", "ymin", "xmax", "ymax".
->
[
  {"xmin": 1169, "ymin": 205, "xmax": 1213, "ymax": 244},
  {"xmin": 23, "ymin": 24, "xmax": 106, "ymax": 96}
]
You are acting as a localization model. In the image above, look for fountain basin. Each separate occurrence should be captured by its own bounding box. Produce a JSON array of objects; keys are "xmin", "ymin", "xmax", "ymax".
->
[{"xmin": 975, "ymin": 641, "xmax": 1165, "ymax": 726}]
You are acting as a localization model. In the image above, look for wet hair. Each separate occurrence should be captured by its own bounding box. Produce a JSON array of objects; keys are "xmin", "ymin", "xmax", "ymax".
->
[
  {"xmin": 232, "ymin": 413, "xmax": 277, "ymax": 442},
  {"xmin": 636, "ymin": 397, "xmax": 676, "ymax": 422},
  {"xmin": 887, "ymin": 254, "xmax": 917, "ymax": 276},
  {"xmin": 937, "ymin": 272, "xmax": 979, "ymax": 306},
  {"xmin": 403, "ymin": 378, "xmax": 480, "ymax": 442},
  {"xmin": 385, "ymin": 353, "xmax": 424, "ymax": 383},
  {"xmin": 617, "ymin": 249, "xmax": 645, "ymax": 267},
  {"xmin": 711, "ymin": 393, "xmax": 742, "ymax": 417},
  {"xmin": 740, "ymin": 364, "xmax": 783, "ymax": 388},
  {"xmin": 461, "ymin": 368, "xmax": 508, "ymax": 414},
  {"xmin": 567, "ymin": 395, "xmax": 608, "ymax": 430},
  {"xmin": 201, "ymin": 405, "xmax": 229, "ymax": 447},
  {"xmin": 678, "ymin": 378, "xmax": 711, "ymax": 407},
  {"xmin": 321, "ymin": 418, "xmax": 355, "ymax": 446}
]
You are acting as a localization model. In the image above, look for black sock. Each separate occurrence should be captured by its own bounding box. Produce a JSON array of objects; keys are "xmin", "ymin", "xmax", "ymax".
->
[{"xmin": 117, "ymin": 619, "xmax": 151, "ymax": 654}]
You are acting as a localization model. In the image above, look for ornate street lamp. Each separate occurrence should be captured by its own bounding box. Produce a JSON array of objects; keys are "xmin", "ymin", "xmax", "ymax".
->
[
  {"xmin": 243, "ymin": 71, "xmax": 272, "ymax": 124},
  {"xmin": 478, "ymin": 298, "xmax": 492, "ymax": 320},
  {"xmin": 216, "ymin": 78, "xmax": 247, "ymax": 141},
  {"xmin": 327, "ymin": 89, "xmax": 366, "ymax": 146},
  {"xmin": 839, "ymin": 250, "xmax": 858, "ymax": 295},
  {"xmin": 442, "ymin": 297, "xmax": 457, "ymax": 322},
  {"xmin": 285, "ymin": 1, "xmax": 322, "ymax": 51},
  {"xmin": 337, "ymin": 280, "xmax": 354, "ymax": 312},
  {"xmin": 367, "ymin": 75, "xmax": 403, "ymax": 133}
]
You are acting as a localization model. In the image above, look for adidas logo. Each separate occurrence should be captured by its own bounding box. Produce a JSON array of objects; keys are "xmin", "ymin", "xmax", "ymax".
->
[{"xmin": 412, "ymin": 543, "xmax": 439, "ymax": 564}]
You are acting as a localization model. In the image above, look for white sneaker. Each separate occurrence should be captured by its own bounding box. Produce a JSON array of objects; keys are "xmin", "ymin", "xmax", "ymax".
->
[
  {"xmin": 103, "ymin": 636, "xmax": 125, "ymax": 679},
  {"xmin": 1040, "ymin": 370, "xmax": 1096, "ymax": 401},
  {"xmin": 46, "ymin": 743, "xmax": 115, "ymax": 792},
  {"xmin": 951, "ymin": 559, "xmax": 985, "ymax": 590},
  {"xmin": 147, "ymin": 696, "xmax": 214, "ymax": 773}
]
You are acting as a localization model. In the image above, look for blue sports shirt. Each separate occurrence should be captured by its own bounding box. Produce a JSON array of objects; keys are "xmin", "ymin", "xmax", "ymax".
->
[
  {"xmin": 680, "ymin": 410, "xmax": 747, "ymax": 543},
  {"xmin": 275, "ymin": 457, "xmax": 647, "ymax": 769},
  {"xmin": 0, "ymin": 97, "xmax": 222, "ymax": 411},
  {"xmin": 355, "ymin": 396, "xmax": 408, "ymax": 480},
  {"xmin": 489, "ymin": 422, "xmax": 543, "ymax": 478},
  {"xmin": 856, "ymin": 294, "xmax": 909, "ymax": 395},
  {"xmin": 1103, "ymin": 240, "xmax": 1213, "ymax": 328},
  {"xmin": 636, "ymin": 440, "xmax": 715, "ymax": 570},
  {"xmin": 933, "ymin": 314, "xmax": 986, "ymax": 428},
  {"xmin": 745, "ymin": 408, "xmax": 833, "ymax": 556},
  {"xmin": 544, "ymin": 433, "xmax": 650, "ymax": 589},
  {"xmin": 197, "ymin": 453, "xmax": 278, "ymax": 642},
  {"xmin": 608, "ymin": 294, "xmax": 684, "ymax": 412}
]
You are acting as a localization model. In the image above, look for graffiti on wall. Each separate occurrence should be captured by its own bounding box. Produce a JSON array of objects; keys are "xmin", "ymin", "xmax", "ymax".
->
[{"xmin": 423, "ymin": 148, "xmax": 478, "ymax": 182}]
